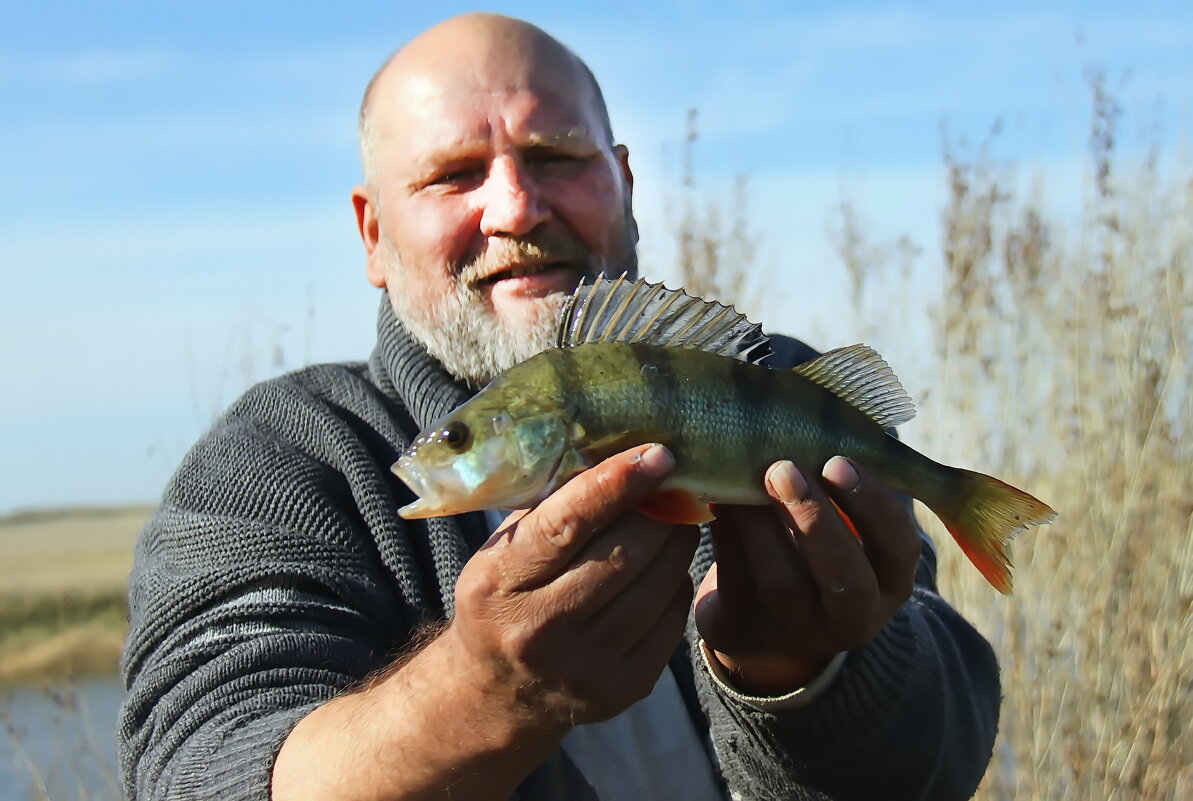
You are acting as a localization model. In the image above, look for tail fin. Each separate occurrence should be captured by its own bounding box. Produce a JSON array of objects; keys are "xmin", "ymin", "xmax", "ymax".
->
[{"xmin": 936, "ymin": 470, "xmax": 1057, "ymax": 594}]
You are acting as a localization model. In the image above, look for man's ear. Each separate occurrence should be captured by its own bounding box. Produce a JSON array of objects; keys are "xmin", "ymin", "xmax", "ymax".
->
[
  {"xmin": 613, "ymin": 145, "xmax": 639, "ymax": 246},
  {"xmin": 352, "ymin": 185, "xmax": 386, "ymax": 288},
  {"xmin": 613, "ymin": 144, "xmax": 634, "ymax": 194}
]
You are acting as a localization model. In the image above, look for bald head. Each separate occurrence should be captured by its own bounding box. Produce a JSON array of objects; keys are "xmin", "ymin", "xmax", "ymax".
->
[
  {"xmin": 349, "ymin": 13, "xmax": 638, "ymax": 384},
  {"xmin": 358, "ymin": 14, "xmax": 613, "ymax": 186}
]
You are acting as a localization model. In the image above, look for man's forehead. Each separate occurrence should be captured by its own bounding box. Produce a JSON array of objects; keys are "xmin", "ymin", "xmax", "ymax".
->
[{"xmin": 384, "ymin": 81, "xmax": 601, "ymax": 160}]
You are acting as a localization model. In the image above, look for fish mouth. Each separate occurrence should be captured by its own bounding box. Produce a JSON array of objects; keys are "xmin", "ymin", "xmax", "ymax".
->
[
  {"xmin": 392, "ymin": 455, "xmax": 432, "ymax": 500},
  {"xmin": 392, "ymin": 458, "xmax": 451, "ymax": 519}
]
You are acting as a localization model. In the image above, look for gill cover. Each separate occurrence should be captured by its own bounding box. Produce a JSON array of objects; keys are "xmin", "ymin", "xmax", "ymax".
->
[{"xmin": 392, "ymin": 381, "xmax": 581, "ymax": 519}]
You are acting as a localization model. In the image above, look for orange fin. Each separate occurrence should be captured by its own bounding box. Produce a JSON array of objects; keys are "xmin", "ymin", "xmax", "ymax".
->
[
  {"xmin": 638, "ymin": 490, "xmax": 715, "ymax": 524},
  {"xmin": 829, "ymin": 499, "xmax": 861, "ymax": 540},
  {"xmin": 936, "ymin": 469, "xmax": 1057, "ymax": 594}
]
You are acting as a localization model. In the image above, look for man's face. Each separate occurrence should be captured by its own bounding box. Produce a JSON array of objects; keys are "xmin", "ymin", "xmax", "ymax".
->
[{"xmin": 356, "ymin": 49, "xmax": 638, "ymax": 386}]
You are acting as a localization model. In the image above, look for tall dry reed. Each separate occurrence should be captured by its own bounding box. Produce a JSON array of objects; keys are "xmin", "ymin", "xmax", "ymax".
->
[
  {"xmin": 670, "ymin": 109, "xmax": 761, "ymax": 312},
  {"xmin": 824, "ymin": 75, "xmax": 1191, "ymax": 799}
]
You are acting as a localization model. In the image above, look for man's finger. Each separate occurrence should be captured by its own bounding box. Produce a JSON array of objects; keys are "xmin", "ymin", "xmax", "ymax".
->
[
  {"xmin": 587, "ymin": 524, "xmax": 699, "ymax": 652},
  {"xmin": 488, "ymin": 443, "xmax": 675, "ymax": 592},
  {"xmin": 765, "ymin": 460, "xmax": 878, "ymax": 611},
  {"xmin": 821, "ymin": 456, "xmax": 920, "ymax": 599},
  {"xmin": 707, "ymin": 503, "xmax": 814, "ymax": 618},
  {"xmin": 549, "ymin": 511, "xmax": 676, "ymax": 619},
  {"xmin": 624, "ymin": 579, "xmax": 694, "ymax": 680}
]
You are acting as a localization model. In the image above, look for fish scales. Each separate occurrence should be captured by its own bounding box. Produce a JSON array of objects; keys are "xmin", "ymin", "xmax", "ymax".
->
[{"xmin": 545, "ymin": 342, "xmax": 933, "ymax": 507}]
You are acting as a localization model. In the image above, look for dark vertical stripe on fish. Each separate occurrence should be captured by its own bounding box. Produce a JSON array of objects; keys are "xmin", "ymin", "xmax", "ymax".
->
[
  {"xmin": 631, "ymin": 343, "xmax": 679, "ymax": 439},
  {"xmin": 811, "ymin": 370, "xmax": 846, "ymax": 462},
  {"xmin": 553, "ymin": 347, "xmax": 593, "ymax": 425},
  {"xmin": 728, "ymin": 357, "xmax": 770, "ymax": 448}
]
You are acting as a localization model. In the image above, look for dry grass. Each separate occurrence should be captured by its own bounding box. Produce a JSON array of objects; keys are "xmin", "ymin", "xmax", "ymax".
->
[
  {"xmin": 0, "ymin": 625, "xmax": 127, "ymax": 685},
  {"xmin": 0, "ymin": 505, "xmax": 149, "ymax": 683},
  {"xmin": 669, "ymin": 108, "xmax": 761, "ymax": 313},
  {"xmin": 0, "ymin": 506, "xmax": 150, "ymax": 595},
  {"xmin": 825, "ymin": 77, "xmax": 1191, "ymax": 799}
]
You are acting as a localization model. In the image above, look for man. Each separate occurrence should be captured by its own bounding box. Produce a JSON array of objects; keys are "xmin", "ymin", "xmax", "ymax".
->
[{"xmin": 119, "ymin": 13, "xmax": 999, "ymax": 801}]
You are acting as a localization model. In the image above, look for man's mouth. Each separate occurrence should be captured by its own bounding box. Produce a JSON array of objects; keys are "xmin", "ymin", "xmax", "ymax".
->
[
  {"xmin": 480, "ymin": 262, "xmax": 583, "ymax": 300},
  {"xmin": 477, "ymin": 261, "xmax": 566, "ymax": 286}
]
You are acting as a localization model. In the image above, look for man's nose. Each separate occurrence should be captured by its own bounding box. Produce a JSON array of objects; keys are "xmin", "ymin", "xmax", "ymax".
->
[{"xmin": 478, "ymin": 156, "xmax": 548, "ymax": 237}]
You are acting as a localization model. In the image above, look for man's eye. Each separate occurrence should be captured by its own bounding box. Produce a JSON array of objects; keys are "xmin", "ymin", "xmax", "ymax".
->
[
  {"xmin": 531, "ymin": 152, "xmax": 579, "ymax": 165},
  {"xmin": 527, "ymin": 152, "xmax": 589, "ymax": 176},
  {"xmin": 429, "ymin": 167, "xmax": 482, "ymax": 187}
]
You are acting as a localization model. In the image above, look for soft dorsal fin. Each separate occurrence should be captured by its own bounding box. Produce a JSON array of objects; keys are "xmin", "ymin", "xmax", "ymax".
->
[
  {"xmin": 793, "ymin": 344, "xmax": 916, "ymax": 428},
  {"xmin": 555, "ymin": 275, "xmax": 771, "ymax": 363}
]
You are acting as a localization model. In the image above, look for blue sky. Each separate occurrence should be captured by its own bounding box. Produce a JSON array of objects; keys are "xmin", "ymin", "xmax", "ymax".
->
[{"xmin": 1, "ymin": 1, "xmax": 1189, "ymax": 513}]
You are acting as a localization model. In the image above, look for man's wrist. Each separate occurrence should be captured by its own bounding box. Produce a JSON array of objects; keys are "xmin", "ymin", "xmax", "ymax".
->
[
  {"xmin": 410, "ymin": 624, "xmax": 572, "ymax": 749},
  {"xmin": 699, "ymin": 641, "xmax": 847, "ymax": 711}
]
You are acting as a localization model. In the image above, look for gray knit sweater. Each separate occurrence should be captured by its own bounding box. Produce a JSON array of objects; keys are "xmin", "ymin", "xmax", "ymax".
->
[{"xmin": 119, "ymin": 297, "xmax": 1000, "ymax": 801}]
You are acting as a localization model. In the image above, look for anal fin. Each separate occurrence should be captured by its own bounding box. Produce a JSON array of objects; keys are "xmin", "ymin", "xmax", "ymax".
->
[
  {"xmin": 830, "ymin": 499, "xmax": 862, "ymax": 541},
  {"xmin": 637, "ymin": 490, "xmax": 715, "ymax": 525}
]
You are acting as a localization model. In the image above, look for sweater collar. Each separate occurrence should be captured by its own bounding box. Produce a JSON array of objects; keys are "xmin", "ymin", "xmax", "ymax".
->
[{"xmin": 368, "ymin": 292, "xmax": 475, "ymax": 431}]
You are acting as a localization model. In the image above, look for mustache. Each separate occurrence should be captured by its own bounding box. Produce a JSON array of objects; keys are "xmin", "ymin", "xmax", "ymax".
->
[{"xmin": 457, "ymin": 232, "xmax": 594, "ymax": 290}]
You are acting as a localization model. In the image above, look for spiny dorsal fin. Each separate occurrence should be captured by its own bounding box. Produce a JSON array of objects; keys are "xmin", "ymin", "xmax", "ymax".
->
[
  {"xmin": 793, "ymin": 344, "xmax": 916, "ymax": 428},
  {"xmin": 555, "ymin": 274, "xmax": 771, "ymax": 363}
]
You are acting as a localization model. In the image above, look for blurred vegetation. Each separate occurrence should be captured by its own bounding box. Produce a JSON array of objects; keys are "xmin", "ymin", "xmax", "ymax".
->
[
  {"xmin": 810, "ymin": 71, "xmax": 1190, "ymax": 800},
  {"xmin": 669, "ymin": 108, "xmax": 760, "ymax": 312},
  {"xmin": 0, "ymin": 592, "xmax": 126, "ymax": 642},
  {"xmin": 0, "ymin": 505, "xmax": 145, "ymax": 686},
  {"xmin": 0, "ymin": 591, "xmax": 127, "ymax": 685}
]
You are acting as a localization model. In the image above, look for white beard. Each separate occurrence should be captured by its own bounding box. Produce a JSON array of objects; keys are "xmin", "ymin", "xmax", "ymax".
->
[
  {"xmin": 381, "ymin": 236, "xmax": 597, "ymax": 387},
  {"xmin": 389, "ymin": 268, "xmax": 567, "ymax": 387},
  {"xmin": 378, "ymin": 200, "xmax": 637, "ymax": 386}
]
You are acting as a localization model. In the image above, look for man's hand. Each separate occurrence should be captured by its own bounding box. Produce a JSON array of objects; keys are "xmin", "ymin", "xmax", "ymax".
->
[
  {"xmin": 274, "ymin": 443, "xmax": 698, "ymax": 801},
  {"xmin": 447, "ymin": 441, "xmax": 700, "ymax": 729},
  {"xmin": 694, "ymin": 456, "xmax": 921, "ymax": 695}
]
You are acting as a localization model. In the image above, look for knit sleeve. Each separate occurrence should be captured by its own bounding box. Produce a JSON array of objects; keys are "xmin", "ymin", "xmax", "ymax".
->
[
  {"xmin": 694, "ymin": 537, "xmax": 1001, "ymax": 801},
  {"xmin": 117, "ymin": 369, "xmax": 428, "ymax": 801}
]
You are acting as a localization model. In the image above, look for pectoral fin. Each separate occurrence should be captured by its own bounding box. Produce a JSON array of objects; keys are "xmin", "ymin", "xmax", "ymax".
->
[{"xmin": 637, "ymin": 489, "xmax": 716, "ymax": 525}]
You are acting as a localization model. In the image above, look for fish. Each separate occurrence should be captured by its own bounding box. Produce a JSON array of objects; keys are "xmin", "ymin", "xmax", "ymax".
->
[{"xmin": 393, "ymin": 275, "xmax": 1056, "ymax": 593}]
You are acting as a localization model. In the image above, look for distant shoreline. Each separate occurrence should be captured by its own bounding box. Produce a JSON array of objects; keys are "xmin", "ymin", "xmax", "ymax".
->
[
  {"xmin": 0, "ymin": 616, "xmax": 126, "ymax": 686},
  {"xmin": 0, "ymin": 505, "xmax": 149, "ymax": 685},
  {"xmin": 0, "ymin": 587, "xmax": 128, "ymax": 685},
  {"xmin": 0, "ymin": 503, "xmax": 156, "ymax": 526}
]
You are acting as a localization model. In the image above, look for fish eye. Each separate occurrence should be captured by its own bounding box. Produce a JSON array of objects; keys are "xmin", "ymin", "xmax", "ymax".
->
[{"xmin": 441, "ymin": 421, "xmax": 471, "ymax": 451}]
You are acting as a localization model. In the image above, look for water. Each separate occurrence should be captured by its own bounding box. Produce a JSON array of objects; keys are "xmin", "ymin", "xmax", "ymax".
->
[{"xmin": 1, "ymin": 677, "xmax": 124, "ymax": 801}]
